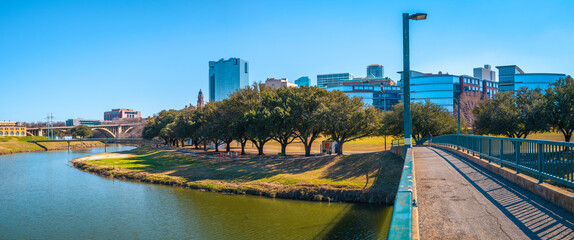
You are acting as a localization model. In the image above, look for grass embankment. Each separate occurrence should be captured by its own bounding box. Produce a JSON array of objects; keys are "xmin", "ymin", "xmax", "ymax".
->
[
  {"xmin": 73, "ymin": 146, "xmax": 404, "ymax": 204},
  {"xmin": 0, "ymin": 136, "xmax": 105, "ymax": 155}
]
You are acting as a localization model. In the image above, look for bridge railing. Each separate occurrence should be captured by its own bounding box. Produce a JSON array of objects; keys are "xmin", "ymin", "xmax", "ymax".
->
[
  {"xmin": 432, "ymin": 134, "xmax": 574, "ymax": 188},
  {"xmin": 388, "ymin": 141, "xmax": 418, "ymax": 240}
]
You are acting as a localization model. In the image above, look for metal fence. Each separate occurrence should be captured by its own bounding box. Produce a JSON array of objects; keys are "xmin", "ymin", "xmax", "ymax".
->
[
  {"xmin": 388, "ymin": 140, "xmax": 417, "ymax": 240},
  {"xmin": 432, "ymin": 134, "xmax": 574, "ymax": 188}
]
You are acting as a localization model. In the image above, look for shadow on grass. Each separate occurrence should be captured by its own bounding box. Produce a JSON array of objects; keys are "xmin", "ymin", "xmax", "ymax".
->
[{"xmin": 113, "ymin": 147, "xmax": 404, "ymax": 193}]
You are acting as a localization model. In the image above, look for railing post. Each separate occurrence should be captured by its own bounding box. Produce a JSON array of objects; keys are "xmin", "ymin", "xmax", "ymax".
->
[
  {"xmin": 500, "ymin": 140, "xmax": 504, "ymax": 168},
  {"xmin": 537, "ymin": 143, "xmax": 543, "ymax": 183},
  {"xmin": 488, "ymin": 139, "xmax": 492, "ymax": 163},
  {"xmin": 479, "ymin": 138, "xmax": 482, "ymax": 160},
  {"xmin": 515, "ymin": 141, "xmax": 520, "ymax": 174}
]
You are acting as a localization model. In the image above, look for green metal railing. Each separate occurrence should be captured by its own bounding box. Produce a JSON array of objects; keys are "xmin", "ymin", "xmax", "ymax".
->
[
  {"xmin": 432, "ymin": 134, "xmax": 574, "ymax": 188},
  {"xmin": 388, "ymin": 141, "xmax": 417, "ymax": 240}
]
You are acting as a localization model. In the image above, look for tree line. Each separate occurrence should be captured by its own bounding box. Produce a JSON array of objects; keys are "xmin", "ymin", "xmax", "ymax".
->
[
  {"xmin": 473, "ymin": 76, "xmax": 574, "ymax": 142},
  {"xmin": 142, "ymin": 85, "xmax": 383, "ymax": 156},
  {"xmin": 143, "ymin": 75, "xmax": 574, "ymax": 154}
]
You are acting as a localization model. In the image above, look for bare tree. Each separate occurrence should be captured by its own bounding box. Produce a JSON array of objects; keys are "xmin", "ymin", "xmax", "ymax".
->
[{"xmin": 454, "ymin": 91, "xmax": 484, "ymax": 131}]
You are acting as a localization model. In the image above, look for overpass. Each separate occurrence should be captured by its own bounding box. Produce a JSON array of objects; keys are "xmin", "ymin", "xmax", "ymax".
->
[
  {"xmin": 26, "ymin": 124, "xmax": 139, "ymax": 138},
  {"xmin": 388, "ymin": 135, "xmax": 574, "ymax": 239},
  {"xmin": 27, "ymin": 138, "xmax": 150, "ymax": 152}
]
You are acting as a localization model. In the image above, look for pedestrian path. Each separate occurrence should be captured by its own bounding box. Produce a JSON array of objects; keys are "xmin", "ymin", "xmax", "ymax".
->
[{"xmin": 415, "ymin": 146, "xmax": 574, "ymax": 240}]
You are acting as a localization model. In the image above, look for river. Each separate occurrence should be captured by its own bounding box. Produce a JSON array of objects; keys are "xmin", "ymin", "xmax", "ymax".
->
[{"xmin": 0, "ymin": 146, "xmax": 392, "ymax": 239}]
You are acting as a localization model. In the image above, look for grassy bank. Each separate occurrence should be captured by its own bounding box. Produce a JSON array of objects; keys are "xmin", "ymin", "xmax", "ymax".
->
[
  {"xmin": 210, "ymin": 136, "xmax": 396, "ymax": 156},
  {"xmin": 0, "ymin": 136, "xmax": 105, "ymax": 155},
  {"xmin": 73, "ymin": 146, "xmax": 404, "ymax": 204}
]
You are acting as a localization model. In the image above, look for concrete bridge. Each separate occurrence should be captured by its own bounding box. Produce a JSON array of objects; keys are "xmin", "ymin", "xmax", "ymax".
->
[
  {"xmin": 414, "ymin": 146, "xmax": 574, "ymax": 239},
  {"xmin": 27, "ymin": 124, "xmax": 139, "ymax": 138},
  {"xmin": 387, "ymin": 135, "xmax": 574, "ymax": 239},
  {"xmin": 28, "ymin": 138, "xmax": 150, "ymax": 152}
]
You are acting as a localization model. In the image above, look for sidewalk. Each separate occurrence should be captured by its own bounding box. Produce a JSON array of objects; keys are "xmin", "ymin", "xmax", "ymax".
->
[{"xmin": 415, "ymin": 146, "xmax": 574, "ymax": 240}]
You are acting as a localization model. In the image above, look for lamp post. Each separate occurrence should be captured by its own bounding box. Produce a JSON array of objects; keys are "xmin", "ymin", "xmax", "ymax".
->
[
  {"xmin": 403, "ymin": 13, "xmax": 427, "ymax": 149},
  {"xmin": 380, "ymin": 85, "xmax": 388, "ymax": 150}
]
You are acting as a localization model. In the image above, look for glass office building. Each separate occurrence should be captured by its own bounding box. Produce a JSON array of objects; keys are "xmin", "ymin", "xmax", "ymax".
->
[
  {"xmin": 326, "ymin": 79, "xmax": 401, "ymax": 111},
  {"xmin": 209, "ymin": 58, "xmax": 249, "ymax": 102},
  {"xmin": 317, "ymin": 73, "xmax": 353, "ymax": 88},
  {"xmin": 366, "ymin": 64, "xmax": 384, "ymax": 78},
  {"xmin": 294, "ymin": 76, "xmax": 310, "ymax": 87},
  {"xmin": 400, "ymin": 71, "xmax": 498, "ymax": 113},
  {"xmin": 496, "ymin": 65, "xmax": 566, "ymax": 92}
]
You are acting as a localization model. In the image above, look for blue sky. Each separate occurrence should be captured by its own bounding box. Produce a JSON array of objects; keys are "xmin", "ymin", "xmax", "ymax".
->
[{"xmin": 1, "ymin": 0, "xmax": 574, "ymax": 122}]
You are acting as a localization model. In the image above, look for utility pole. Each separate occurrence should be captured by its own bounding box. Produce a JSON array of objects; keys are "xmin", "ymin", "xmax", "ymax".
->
[{"xmin": 46, "ymin": 113, "xmax": 54, "ymax": 139}]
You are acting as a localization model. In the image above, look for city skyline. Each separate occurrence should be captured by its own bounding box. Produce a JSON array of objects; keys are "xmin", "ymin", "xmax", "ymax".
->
[{"xmin": 2, "ymin": 0, "xmax": 574, "ymax": 122}]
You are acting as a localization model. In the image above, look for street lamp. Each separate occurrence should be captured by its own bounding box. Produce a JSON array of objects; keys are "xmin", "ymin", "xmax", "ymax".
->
[{"xmin": 403, "ymin": 12, "xmax": 427, "ymax": 149}]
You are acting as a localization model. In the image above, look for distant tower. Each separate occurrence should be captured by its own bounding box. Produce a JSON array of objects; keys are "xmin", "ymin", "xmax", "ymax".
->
[{"xmin": 197, "ymin": 89, "xmax": 205, "ymax": 107}]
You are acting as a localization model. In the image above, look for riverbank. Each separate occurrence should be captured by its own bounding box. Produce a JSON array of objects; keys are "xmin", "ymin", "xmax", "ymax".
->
[
  {"xmin": 0, "ymin": 136, "xmax": 105, "ymax": 155},
  {"xmin": 72, "ymin": 146, "xmax": 404, "ymax": 204}
]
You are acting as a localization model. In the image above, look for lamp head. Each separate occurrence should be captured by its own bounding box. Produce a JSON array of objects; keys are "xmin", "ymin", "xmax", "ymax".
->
[{"xmin": 410, "ymin": 13, "xmax": 427, "ymax": 20}]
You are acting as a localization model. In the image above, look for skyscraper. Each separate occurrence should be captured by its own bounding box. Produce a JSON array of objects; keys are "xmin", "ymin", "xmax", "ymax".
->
[
  {"xmin": 473, "ymin": 64, "xmax": 496, "ymax": 81},
  {"xmin": 366, "ymin": 64, "xmax": 384, "ymax": 79},
  {"xmin": 209, "ymin": 58, "xmax": 249, "ymax": 102},
  {"xmin": 294, "ymin": 76, "xmax": 310, "ymax": 87}
]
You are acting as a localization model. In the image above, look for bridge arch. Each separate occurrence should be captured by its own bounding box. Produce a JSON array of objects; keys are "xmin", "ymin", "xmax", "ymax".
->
[
  {"xmin": 92, "ymin": 128, "xmax": 116, "ymax": 138},
  {"xmin": 122, "ymin": 126, "xmax": 135, "ymax": 136},
  {"xmin": 26, "ymin": 132, "xmax": 33, "ymax": 136}
]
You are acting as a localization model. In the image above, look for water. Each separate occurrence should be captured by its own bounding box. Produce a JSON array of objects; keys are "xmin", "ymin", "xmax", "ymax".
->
[{"xmin": 0, "ymin": 146, "xmax": 392, "ymax": 239}]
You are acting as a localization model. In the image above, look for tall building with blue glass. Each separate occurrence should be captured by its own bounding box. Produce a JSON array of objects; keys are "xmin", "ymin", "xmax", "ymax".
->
[
  {"xmin": 366, "ymin": 64, "xmax": 384, "ymax": 78},
  {"xmin": 209, "ymin": 58, "xmax": 249, "ymax": 102},
  {"xmin": 399, "ymin": 69, "xmax": 498, "ymax": 113},
  {"xmin": 317, "ymin": 73, "xmax": 353, "ymax": 88},
  {"xmin": 294, "ymin": 76, "xmax": 310, "ymax": 87},
  {"xmin": 496, "ymin": 65, "xmax": 566, "ymax": 92}
]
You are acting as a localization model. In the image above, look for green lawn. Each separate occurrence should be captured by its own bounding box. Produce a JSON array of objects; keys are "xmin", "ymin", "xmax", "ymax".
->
[{"xmin": 75, "ymin": 146, "xmax": 405, "ymax": 203}]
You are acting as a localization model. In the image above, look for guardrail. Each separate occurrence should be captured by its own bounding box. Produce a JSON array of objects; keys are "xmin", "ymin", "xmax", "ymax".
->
[
  {"xmin": 432, "ymin": 134, "xmax": 574, "ymax": 188},
  {"xmin": 390, "ymin": 139, "xmax": 405, "ymax": 158},
  {"xmin": 388, "ymin": 141, "xmax": 418, "ymax": 240}
]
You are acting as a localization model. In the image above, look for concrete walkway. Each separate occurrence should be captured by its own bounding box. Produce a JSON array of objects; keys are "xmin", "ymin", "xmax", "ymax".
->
[{"xmin": 415, "ymin": 147, "xmax": 574, "ymax": 240}]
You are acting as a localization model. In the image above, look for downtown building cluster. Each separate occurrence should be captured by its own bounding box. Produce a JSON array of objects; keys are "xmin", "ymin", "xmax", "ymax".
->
[{"xmin": 208, "ymin": 57, "xmax": 569, "ymax": 113}]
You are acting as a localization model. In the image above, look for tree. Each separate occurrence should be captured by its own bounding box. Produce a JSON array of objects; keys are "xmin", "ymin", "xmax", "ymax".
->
[
  {"xmin": 195, "ymin": 102, "xmax": 225, "ymax": 152},
  {"xmin": 267, "ymin": 87, "xmax": 299, "ymax": 155},
  {"xmin": 383, "ymin": 100, "xmax": 458, "ymax": 145},
  {"xmin": 474, "ymin": 88, "xmax": 548, "ymax": 138},
  {"xmin": 244, "ymin": 85, "xmax": 274, "ymax": 155},
  {"xmin": 173, "ymin": 106, "xmax": 197, "ymax": 147},
  {"xmin": 454, "ymin": 91, "xmax": 484, "ymax": 131},
  {"xmin": 70, "ymin": 125, "xmax": 93, "ymax": 138},
  {"xmin": 142, "ymin": 110, "xmax": 180, "ymax": 145},
  {"xmin": 546, "ymin": 76, "xmax": 574, "ymax": 142},
  {"xmin": 323, "ymin": 91, "xmax": 382, "ymax": 155},
  {"xmin": 292, "ymin": 86, "xmax": 328, "ymax": 156}
]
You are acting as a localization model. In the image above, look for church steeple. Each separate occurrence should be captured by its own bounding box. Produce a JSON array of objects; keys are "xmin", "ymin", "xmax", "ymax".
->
[{"xmin": 197, "ymin": 89, "xmax": 205, "ymax": 107}]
